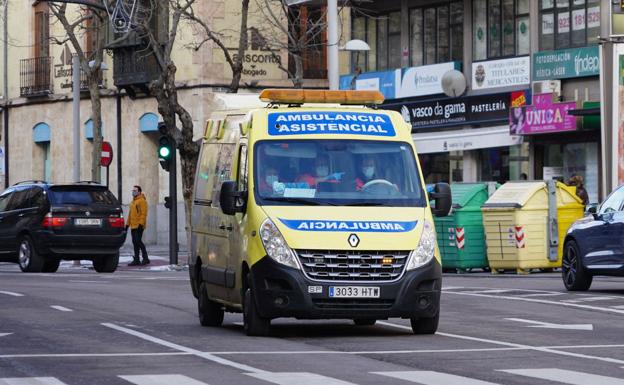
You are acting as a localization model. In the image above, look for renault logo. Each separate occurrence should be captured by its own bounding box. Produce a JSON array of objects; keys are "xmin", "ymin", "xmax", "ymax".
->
[{"xmin": 348, "ymin": 234, "xmax": 360, "ymax": 248}]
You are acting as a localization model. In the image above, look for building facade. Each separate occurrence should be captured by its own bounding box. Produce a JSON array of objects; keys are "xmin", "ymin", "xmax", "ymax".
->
[
  {"xmin": 342, "ymin": 0, "xmax": 612, "ymax": 204},
  {"xmin": 0, "ymin": 0, "xmax": 347, "ymax": 247}
]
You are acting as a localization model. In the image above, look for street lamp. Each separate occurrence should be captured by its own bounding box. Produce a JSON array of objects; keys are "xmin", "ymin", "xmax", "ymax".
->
[{"xmin": 341, "ymin": 39, "xmax": 370, "ymax": 90}]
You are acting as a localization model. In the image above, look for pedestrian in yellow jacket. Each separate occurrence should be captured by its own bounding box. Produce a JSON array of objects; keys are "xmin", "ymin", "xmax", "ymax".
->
[{"xmin": 127, "ymin": 185, "xmax": 149, "ymax": 266}]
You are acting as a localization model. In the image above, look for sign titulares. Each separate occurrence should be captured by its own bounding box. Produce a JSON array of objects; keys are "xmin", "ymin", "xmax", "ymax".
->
[
  {"xmin": 533, "ymin": 46, "xmax": 600, "ymax": 81},
  {"xmin": 472, "ymin": 56, "xmax": 531, "ymax": 90},
  {"xmin": 509, "ymin": 93, "xmax": 578, "ymax": 135}
]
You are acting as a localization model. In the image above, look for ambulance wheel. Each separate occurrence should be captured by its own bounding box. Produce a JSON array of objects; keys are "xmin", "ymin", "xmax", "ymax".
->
[
  {"xmin": 198, "ymin": 282, "xmax": 224, "ymax": 327},
  {"xmin": 562, "ymin": 240, "xmax": 592, "ymax": 291},
  {"xmin": 410, "ymin": 312, "xmax": 439, "ymax": 335},
  {"xmin": 243, "ymin": 287, "xmax": 270, "ymax": 336},
  {"xmin": 353, "ymin": 319, "xmax": 376, "ymax": 326}
]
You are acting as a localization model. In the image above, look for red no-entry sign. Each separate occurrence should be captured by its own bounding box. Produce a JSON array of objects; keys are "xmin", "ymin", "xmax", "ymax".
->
[{"xmin": 101, "ymin": 141, "xmax": 113, "ymax": 167}]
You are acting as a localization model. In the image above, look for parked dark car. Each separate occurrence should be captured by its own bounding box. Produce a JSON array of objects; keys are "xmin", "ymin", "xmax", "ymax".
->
[
  {"xmin": 562, "ymin": 185, "xmax": 624, "ymax": 290},
  {"xmin": 0, "ymin": 181, "xmax": 127, "ymax": 273}
]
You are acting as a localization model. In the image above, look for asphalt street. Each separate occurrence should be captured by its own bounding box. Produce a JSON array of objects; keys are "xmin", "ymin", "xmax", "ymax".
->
[{"xmin": 2, "ymin": 263, "xmax": 624, "ymax": 385}]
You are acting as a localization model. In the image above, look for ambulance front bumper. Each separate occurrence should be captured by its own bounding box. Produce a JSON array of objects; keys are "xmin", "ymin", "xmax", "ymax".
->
[{"xmin": 249, "ymin": 256, "xmax": 441, "ymax": 320}]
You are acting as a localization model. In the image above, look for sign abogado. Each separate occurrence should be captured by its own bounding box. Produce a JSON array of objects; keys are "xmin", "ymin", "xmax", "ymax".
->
[{"xmin": 472, "ymin": 56, "xmax": 531, "ymax": 90}]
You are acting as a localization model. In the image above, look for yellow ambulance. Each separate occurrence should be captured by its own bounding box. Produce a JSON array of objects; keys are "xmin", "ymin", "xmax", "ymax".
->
[{"xmin": 189, "ymin": 89, "xmax": 451, "ymax": 336}]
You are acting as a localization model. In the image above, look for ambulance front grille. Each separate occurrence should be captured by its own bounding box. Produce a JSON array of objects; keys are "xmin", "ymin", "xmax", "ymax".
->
[{"xmin": 296, "ymin": 250, "xmax": 410, "ymax": 282}]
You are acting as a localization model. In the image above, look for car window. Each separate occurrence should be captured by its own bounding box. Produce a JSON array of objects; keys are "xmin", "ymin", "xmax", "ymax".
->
[
  {"xmin": 29, "ymin": 187, "xmax": 47, "ymax": 209},
  {"xmin": 7, "ymin": 188, "xmax": 31, "ymax": 211},
  {"xmin": 0, "ymin": 191, "xmax": 13, "ymax": 212},
  {"xmin": 599, "ymin": 186, "xmax": 624, "ymax": 214},
  {"xmin": 48, "ymin": 188, "xmax": 118, "ymax": 206}
]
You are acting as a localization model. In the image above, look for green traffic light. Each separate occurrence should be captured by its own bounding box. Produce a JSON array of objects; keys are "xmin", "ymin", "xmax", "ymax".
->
[{"xmin": 159, "ymin": 146, "xmax": 171, "ymax": 158}]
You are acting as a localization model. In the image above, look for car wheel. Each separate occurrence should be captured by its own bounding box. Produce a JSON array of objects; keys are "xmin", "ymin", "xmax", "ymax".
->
[
  {"xmin": 18, "ymin": 235, "xmax": 44, "ymax": 273},
  {"xmin": 198, "ymin": 282, "xmax": 224, "ymax": 327},
  {"xmin": 410, "ymin": 312, "xmax": 439, "ymax": 335},
  {"xmin": 189, "ymin": 263, "xmax": 200, "ymax": 299},
  {"xmin": 41, "ymin": 258, "xmax": 60, "ymax": 273},
  {"xmin": 243, "ymin": 284, "xmax": 270, "ymax": 336},
  {"xmin": 562, "ymin": 240, "xmax": 592, "ymax": 291},
  {"xmin": 93, "ymin": 253, "xmax": 119, "ymax": 273},
  {"xmin": 353, "ymin": 319, "xmax": 376, "ymax": 326}
]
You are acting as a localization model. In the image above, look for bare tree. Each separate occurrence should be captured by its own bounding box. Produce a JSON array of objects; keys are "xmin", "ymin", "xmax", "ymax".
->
[
  {"xmin": 49, "ymin": 3, "xmax": 107, "ymax": 183},
  {"xmin": 254, "ymin": 0, "xmax": 327, "ymax": 88}
]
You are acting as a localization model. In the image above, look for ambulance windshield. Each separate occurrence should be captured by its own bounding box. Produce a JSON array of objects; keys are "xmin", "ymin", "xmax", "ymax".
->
[{"xmin": 254, "ymin": 140, "xmax": 426, "ymax": 207}]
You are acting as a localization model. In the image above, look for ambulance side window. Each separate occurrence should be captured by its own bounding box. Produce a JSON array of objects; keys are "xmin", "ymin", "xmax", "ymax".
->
[
  {"xmin": 212, "ymin": 143, "xmax": 236, "ymax": 208},
  {"xmin": 237, "ymin": 144, "xmax": 248, "ymax": 192},
  {"xmin": 194, "ymin": 143, "xmax": 219, "ymax": 203}
]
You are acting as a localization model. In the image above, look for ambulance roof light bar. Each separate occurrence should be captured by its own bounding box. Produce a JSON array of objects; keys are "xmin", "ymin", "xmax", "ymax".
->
[{"xmin": 259, "ymin": 89, "xmax": 385, "ymax": 105}]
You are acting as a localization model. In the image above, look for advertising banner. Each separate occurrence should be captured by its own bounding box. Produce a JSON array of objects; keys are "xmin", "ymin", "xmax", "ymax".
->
[
  {"xmin": 339, "ymin": 70, "xmax": 396, "ymax": 100},
  {"xmin": 472, "ymin": 56, "xmax": 531, "ymax": 90},
  {"xmin": 533, "ymin": 46, "xmax": 600, "ymax": 81},
  {"xmin": 509, "ymin": 93, "xmax": 577, "ymax": 135},
  {"xmin": 383, "ymin": 91, "xmax": 527, "ymax": 131}
]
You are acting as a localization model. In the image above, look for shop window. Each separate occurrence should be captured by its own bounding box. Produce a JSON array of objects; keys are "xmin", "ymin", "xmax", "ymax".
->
[
  {"xmin": 540, "ymin": 0, "xmax": 600, "ymax": 50},
  {"xmin": 473, "ymin": 0, "xmax": 530, "ymax": 60}
]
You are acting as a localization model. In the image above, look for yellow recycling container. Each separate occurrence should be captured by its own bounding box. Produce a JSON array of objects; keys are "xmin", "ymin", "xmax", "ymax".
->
[{"xmin": 481, "ymin": 181, "xmax": 584, "ymax": 274}]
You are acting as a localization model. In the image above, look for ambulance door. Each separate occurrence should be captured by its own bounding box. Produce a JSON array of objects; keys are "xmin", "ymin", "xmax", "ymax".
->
[
  {"xmin": 227, "ymin": 140, "xmax": 248, "ymax": 305},
  {"xmin": 203, "ymin": 143, "xmax": 236, "ymax": 302}
]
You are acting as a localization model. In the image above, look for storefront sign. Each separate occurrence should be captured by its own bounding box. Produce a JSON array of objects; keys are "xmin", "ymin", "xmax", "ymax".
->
[
  {"xmin": 384, "ymin": 91, "xmax": 527, "ymax": 131},
  {"xmin": 412, "ymin": 126, "xmax": 523, "ymax": 154},
  {"xmin": 533, "ymin": 46, "xmax": 600, "ymax": 81},
  {"xmin": 472, "ymin": 56, "xmax": 530, "ymax": 90},
  {"xmin": 339, "ymin": 62, "xmax": 460, "ymax": 100},
  {"xmin": 509, "ymin": 93, "xmax": 578, "ymax": 135}
]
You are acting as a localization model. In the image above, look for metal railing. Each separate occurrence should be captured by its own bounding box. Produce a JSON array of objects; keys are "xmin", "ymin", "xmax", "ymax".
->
[{"xmin": 20, "ymin": 57, "xmax": 53, "ymax": 97}]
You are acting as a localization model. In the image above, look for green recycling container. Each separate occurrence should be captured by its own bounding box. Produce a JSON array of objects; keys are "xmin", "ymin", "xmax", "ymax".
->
[{"xmin": 434, "ymin": 183, "xmax": 497, "ymax": 272}]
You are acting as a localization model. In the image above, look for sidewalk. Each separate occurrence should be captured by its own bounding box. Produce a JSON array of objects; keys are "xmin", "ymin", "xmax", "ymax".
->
[{"xmin": 60, "ymin": 244, "xmax": 189, "ymax": 272}]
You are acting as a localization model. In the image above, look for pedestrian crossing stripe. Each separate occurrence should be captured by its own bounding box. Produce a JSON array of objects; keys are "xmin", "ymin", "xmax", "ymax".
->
[{"xmin": 4, "ymin": 369, "xmax": 624, "ymax": 385}]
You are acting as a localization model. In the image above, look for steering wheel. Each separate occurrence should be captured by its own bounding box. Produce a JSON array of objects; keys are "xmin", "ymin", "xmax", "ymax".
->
[{"xmin": 361, "ymin": 179, "xmax": 400, "ymax": 194}]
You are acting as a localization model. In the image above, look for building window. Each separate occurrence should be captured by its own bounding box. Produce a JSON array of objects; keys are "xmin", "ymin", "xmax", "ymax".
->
[
  {"xmin": 540, "ymin": 0, "xmax": 600, "ymax": 50},
  {"xmin": 473, "ymin": 0, "xmax": 529, "ymax": 60},
  {"xmin": 410, "ymin": 2, "xmax": 463, "ymax": 67},
  {"xmin": 288, "ymin": 6, "xmax": 327, "ymax": 79}
]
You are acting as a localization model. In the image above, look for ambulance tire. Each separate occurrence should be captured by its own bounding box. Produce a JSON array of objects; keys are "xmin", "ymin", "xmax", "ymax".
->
[
  {"xmin": 353, "ymin": 319, "xmax": 376, "ymax": 326},
  {"xmin": 198, "ymin": 282, "xmax": 224, "ymax": 327},
  {"xmin": 243, "ymin": 287, "xmax": 270, "ymax": 336},
  {"xmin": 410, "ymin": 312, "xmax": 439, "ymax": 335}
]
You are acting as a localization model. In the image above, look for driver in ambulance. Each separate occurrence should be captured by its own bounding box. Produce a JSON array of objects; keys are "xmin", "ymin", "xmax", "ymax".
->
[{"xmin": 355, "ymin": 155, "xmax": 378, "ymax": 191}]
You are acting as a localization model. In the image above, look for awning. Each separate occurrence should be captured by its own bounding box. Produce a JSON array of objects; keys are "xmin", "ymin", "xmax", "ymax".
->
[{"xmin": 412, "ymin": 126, "xmax": 523, "ymax": 154}]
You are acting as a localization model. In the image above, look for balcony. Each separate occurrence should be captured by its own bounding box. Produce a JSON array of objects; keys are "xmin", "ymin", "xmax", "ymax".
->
[{"xmin": 20, "ymin": 57, "xmax": 53, "ymax": 97}]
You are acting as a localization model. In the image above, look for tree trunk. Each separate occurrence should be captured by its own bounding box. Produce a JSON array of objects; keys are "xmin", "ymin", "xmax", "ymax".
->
[
  {"xmin": 294, "ymin": 53, "xmax": 304, "ymax": 88},
  {"xmin": 88, "ymin": 75, "xmax": 103, "ymax": 183},
  {"xmin": 229, "ymin": 0, "xmax": 250, "ymax": 93}
]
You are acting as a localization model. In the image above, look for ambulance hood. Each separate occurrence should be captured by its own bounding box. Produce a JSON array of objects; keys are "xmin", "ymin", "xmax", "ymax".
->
[{"xmin": 260, "ymin": 206, "xmax": 427, "ymax": 251}]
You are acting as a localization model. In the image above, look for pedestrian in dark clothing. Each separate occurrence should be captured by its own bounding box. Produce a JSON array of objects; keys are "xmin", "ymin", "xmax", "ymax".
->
[
  {"xmin": 567, "ymin": 175, "xmax": 589, "ymax": 206},
  {"xmin": 126, "ymin": 185, "xmax": 149, "ymax": 266}
]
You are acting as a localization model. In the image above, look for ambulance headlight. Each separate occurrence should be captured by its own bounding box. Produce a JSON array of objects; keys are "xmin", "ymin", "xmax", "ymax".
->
[
  {"xmin": 406, "ymin": 220, "xmax": 436, "ymax": 271},
  {"xmin": 260, "ymin": 218, "xmax": 300, "ymax": 270}
]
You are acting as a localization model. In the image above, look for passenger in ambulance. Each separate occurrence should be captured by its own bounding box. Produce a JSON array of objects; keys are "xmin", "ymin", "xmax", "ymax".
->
[
  {"xmin": 296, "ymin": 154, "xmax": 343, "ymax": 188},
  {"xmin": 258, "ymin": 166, "xmax": 281, "ymax": 195}
]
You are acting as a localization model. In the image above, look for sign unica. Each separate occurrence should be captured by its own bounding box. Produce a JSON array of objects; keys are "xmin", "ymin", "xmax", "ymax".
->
[
  {"xmin": 509, "ymin": 93, "xmax": 577, "ymax": 135},
  {"xmin": 533, "ymin": 46, "xmax": 600, "ymax": 81}
]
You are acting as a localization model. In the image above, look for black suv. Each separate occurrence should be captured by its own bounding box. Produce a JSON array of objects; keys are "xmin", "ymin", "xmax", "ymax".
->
[{"xmin": 0, "ymin": 181, "xmax": 127, "ymax": 273}]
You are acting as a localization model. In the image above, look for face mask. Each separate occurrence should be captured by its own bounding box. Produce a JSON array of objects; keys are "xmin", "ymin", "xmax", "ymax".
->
[
  {"xmin": 132, "ymin": 190, "xmax": 139, "ymax": 197},
  {"xmin": 316, "ymin": 166, "xmax": 329, "ymax": 177},
  {"xmin": 363, "ymin": 166, "xmax": 375, "ymax": 179},
  {"xmin": 265, "ymin": 175, "xmax": 278, "ymax": 187}
]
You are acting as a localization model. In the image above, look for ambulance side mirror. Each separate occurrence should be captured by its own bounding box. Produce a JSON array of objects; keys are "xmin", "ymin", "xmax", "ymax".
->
[
  {"xmin": 430, "ymin": 183, "xmax": 451, "ymax": 217},
  {"xmin": 220, "ymin": 181, "xmax": 246, "ymax": 216}
]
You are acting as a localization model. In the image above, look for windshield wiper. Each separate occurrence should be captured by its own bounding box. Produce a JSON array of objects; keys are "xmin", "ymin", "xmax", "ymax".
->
[{"xmin": 262, "ymin": 197, "xmax": 337, "ymax": 206}]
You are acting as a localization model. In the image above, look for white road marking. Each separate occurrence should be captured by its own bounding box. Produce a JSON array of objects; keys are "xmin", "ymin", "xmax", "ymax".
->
[
  {"xmin": 373, "ymin": 371, "xmax": 499, "ymax": 385},
  {"xmin": 562, "ymin": 296, "xmax": 620, "ymax": 303},
  {"xmin": 467, "ymin": 289, "xmax": 512, "ymax": 294},
  {"xmin": 441, "ymin": 286, "xmax": 464, "ymax": 290},
  {"xmin": 246, "ymin": 372, "xmax": 356, "ymax": 385},
  {"xmin": 0, "ymin": 378, "xmax": 68, "ymax": 385},
  {"xmin": 101, "ymin": 323, "xmax": 267, "ymax": 374},
  {"xmin": 0, "ymin": 333, "xmax": 11, "ymax": 338},
  {"xmin": 377, "ymin": 321, "xmax": 624, "ymax": 365},
  {"xmin": 0, "ymin": 291, "xmax": 24, "ymax": 297},
  {"xmin": 500, "ymin": 368, "xmax": 624, "ymax": 385},
  {"xmin": 50, "ymin": 306, "xmax": 72, "ymax": 312},
  {"xmin": 505, "ymin": 317, "xmax": 593, "ymax": 330},
  {"xmin": 119, "ymin": 374, "xmax": 209, "ymax": 385},
  {"xmin": 444, "ymin": 290, "xmax": 624, "ymax": 315},
  {"xmin": 0, "ymin": 352, "xmax": 191, "ymax": 359},
  {"xmin": 515, "ymin": 292, "xmax": 565, "ymax": 297},
  {"xmin": 68, "ymin": 280, "xmax": 109, "ymax": 284}
]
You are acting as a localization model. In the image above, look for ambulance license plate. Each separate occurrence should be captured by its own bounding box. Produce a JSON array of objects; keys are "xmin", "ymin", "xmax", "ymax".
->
[{"xmin": 329, "ymin": 286, "xmax": 380, "ymax": 298}]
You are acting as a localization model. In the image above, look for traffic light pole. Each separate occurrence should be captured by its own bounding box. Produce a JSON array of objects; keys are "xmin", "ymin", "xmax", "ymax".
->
[{"xmin": 169, "ymin": 140, "xmax": 178, "ymax": 265}]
